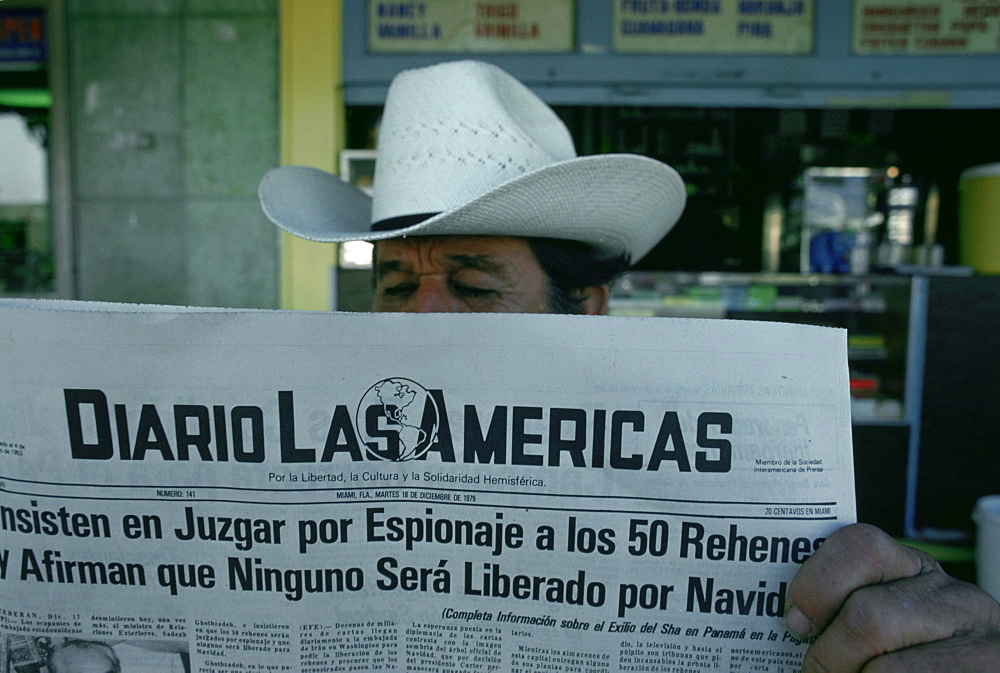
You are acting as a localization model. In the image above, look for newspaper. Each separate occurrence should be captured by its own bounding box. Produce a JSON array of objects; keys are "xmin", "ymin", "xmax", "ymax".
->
[{"xmin": 0, "ymin": 300, "xmax": 855, "ymax": 673}]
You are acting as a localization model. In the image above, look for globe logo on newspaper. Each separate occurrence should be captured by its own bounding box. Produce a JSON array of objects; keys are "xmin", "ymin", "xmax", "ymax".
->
[{"xmin": 356, "ymin": 378, "xmax": 440, "ymax": 461}]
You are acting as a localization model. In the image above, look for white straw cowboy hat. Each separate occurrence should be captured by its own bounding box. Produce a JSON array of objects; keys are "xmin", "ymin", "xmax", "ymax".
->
[{"xmin": 259, "ymin": 60, "xmax": 686, "ymax": 262}]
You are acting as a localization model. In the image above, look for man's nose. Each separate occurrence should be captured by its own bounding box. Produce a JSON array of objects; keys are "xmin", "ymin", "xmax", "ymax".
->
[{"xmin": 404, "ymin": 281, "xmax": 467, "ymax": 313}]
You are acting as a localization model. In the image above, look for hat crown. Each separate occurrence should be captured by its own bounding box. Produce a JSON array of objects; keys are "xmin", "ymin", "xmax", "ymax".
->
[{"xmin": 371, "ymin": 60, "xmax": 577, "ymax": 225}]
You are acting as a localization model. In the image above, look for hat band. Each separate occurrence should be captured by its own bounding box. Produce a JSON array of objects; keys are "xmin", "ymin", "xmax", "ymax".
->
[{"xmin": 371, "ymin": 212, "xmax": 440, "ymax": 232}]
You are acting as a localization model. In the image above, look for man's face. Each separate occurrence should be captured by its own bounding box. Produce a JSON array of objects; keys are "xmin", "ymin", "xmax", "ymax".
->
[
  {"xmin": 50, "ymin": 646, "xmax": 118, "ymax": 673},
  {"xmin": 372, "ymin": 236, "xmax": 552, "ymax": 313}
]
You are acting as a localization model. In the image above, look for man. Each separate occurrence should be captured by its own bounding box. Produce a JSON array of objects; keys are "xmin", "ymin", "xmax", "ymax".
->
[
  {"xmin": 370, "ymin": 236, "xmax": 623, "ymax": 314},
  {"xmin": 47, "ymin": 639, "xmax": 188, "ymax": 673},
  {"xmin": 261, "ymin": 60, "xmax": 1000, "ymax": 671},
  {"xmin": 48, "ymin": 640, "xmax": 121, "ymax": 673}
]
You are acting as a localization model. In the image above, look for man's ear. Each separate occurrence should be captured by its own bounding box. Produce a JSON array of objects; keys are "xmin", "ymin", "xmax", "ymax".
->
[{"xmin": 578, "ymin": 285, "xmax": 610, "ymax": 315}]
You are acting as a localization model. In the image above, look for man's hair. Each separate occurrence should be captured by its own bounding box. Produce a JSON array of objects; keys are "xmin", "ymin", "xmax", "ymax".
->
[{"xmin": 527, "ymin": 238, "xmax": 630, "ymax": 314}]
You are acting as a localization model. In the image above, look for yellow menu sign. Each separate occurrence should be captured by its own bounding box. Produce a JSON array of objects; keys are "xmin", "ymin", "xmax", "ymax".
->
[
  {"xmin": 853, "ymin": 0, "xmax": 1000, "ymax": 54},
  {"xmin": 367, "ymin": 0, "xmax": 575, "ymax": 53},
  {"xmin": 613, "ymin": 0, "xmax": 814, "ymax": 54}
]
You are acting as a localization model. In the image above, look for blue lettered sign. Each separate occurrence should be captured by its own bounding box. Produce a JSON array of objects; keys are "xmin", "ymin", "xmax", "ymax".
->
[{"xmin": 0, "ymin": 10, "xmax": 47, "ymax": 66}]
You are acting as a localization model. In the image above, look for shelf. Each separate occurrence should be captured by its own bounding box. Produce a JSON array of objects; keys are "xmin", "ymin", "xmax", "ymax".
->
[
  {"xmin": 610, "ymin": 271, "xmax": 906, "ymax": 318},
  {"xmin": 852, "ymin": 418, "xmax": 909, "ymax": 428}
]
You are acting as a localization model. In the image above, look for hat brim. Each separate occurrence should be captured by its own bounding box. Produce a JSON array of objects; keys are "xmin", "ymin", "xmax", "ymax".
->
[{"xmin": 260, "ymin": 154, "xmax": 685, "ymax": 262}]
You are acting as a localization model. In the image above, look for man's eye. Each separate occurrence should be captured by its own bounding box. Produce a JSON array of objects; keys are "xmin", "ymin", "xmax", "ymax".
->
[
  {"xmin": 452, "ymin": 283, "xmax": 499, "ymax": 300},
  {"xmin": 380, "ymin": 282, "xmax": 417, "ymax": 297}
]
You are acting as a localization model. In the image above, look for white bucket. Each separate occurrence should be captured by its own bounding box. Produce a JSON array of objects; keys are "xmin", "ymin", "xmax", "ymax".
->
[{"xmin": 973, "ymin": 495, "xmax": 1000, "ymax": 601}]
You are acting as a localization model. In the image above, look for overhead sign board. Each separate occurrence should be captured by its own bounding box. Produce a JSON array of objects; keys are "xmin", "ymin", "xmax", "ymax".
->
[
  {"xmin": 613, "ymin": 0, "xmax": 814, "ymax": 54},
  {"xmin": 853, "ymin": 0, "xmax": 1000, "ymax": 54},
  {"xmin": 367, "ymin": 0, "xmax": 575, "ymax": 53}
]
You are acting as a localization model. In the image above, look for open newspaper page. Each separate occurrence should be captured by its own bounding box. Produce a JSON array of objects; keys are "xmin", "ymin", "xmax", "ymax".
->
[{"xmin": 0, "ymin": 300, "xmax": 854, "ymax": 673}]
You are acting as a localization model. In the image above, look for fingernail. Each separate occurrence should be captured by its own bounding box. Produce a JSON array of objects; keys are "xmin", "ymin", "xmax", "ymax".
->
[{"xmin": 785, "ymin": 604, "xmax": 812, "ymax": 637}]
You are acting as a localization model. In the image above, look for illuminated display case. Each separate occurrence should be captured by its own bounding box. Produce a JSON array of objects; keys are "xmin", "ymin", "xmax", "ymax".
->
[{"xmin": 608, "ymin": 271, "xmax": 931, "ymax": 539}]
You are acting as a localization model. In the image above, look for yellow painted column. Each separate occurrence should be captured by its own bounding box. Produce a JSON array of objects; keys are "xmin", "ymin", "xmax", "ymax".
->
[{"xmin": 278, "ymin": 0, "xmax": 343, "ymax": 310}]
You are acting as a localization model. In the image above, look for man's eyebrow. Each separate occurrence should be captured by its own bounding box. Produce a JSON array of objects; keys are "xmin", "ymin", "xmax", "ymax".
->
[
  {"xmin": 445, "ymin": 254, "xmax": 507, "ymax": 274},
  {"xmin": 375, "ymin": 254, "xmax": 508, "ymax": 278},
  {"xmin": 374, "ymin": 259, "xmax": 403, "ymax": 278}
]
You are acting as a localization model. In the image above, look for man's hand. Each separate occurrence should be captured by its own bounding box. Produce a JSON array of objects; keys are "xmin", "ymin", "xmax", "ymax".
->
[{"xmin": 786, "ymin": 523, "xmax": 1000, "ymax": 672}]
